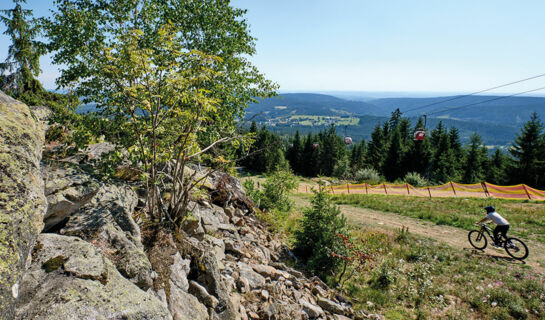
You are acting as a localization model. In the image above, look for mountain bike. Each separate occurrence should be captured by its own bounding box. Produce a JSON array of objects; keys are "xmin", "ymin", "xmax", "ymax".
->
[{"xmin": 468, "ymin": 223, "xmax": 529, "ymax": 261}]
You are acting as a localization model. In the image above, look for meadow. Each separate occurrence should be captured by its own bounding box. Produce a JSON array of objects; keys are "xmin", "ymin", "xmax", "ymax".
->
[{"xmin": 328, "ymin": 194, "xmax": 545, "ymax": 244}]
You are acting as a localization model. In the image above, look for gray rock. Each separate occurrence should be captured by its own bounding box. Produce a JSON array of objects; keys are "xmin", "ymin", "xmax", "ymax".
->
[
  {"xmin": 317, "ymin": 297, "xmax": 346, "ymax": 315},
  {"xmin": 43, "ymin": 166, "xmax": 99, "ymax": 231},
  {"xmin": 189, "ymin": 280, "xmax": 219, "ymax": 308},
  {"xmin": 169, "ymin": 252, "xmax": 191, "ymax": 292},
  {"xmin": 0, "ymin": 92, "xmax": 46, "ymax": 319},
  {"xmin": 300, "ymin": 300, "xmax": 324, "ymax": 318},
  {"xmin": 237, "ymin": 262, "xmax": 266, "ymax": 289},
  {"xmin": 15, "ymin": 234, "xmax": 171, "ymax": 320},
  {"xmin": 60, "ymin": 183, "xmax": 154, "ymax": 290},
  {"xmin": 168, "ymin": 277, "xmax": 208, "ymax": 320}
]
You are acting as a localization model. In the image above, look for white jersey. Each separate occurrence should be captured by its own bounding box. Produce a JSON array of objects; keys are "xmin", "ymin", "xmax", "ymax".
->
[{"xmin": 486, "ymin": 211, "xmax": 509, "ymax": 226}]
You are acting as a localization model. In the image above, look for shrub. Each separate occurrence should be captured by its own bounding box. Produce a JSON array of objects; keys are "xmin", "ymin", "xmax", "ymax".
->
[
  {"xmin": 243, "ymin": 171, "xmax": 298, "ymax": 213},
  {"xmin": 354, "ymin": 167, "xmax": 381, "ymax": 184},
  {"xmin": 294, "ymin": 182, "xmax": 347, "ymax": 279},
  {"xmin": 404, "ymin": 172, "xmax": 427, "ymax": 187}
]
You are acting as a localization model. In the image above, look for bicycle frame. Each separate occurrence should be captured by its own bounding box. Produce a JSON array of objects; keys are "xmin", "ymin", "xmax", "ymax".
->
[{"xmin": 477, "ymin": 224, "xmax": 505, "ymax": 244}]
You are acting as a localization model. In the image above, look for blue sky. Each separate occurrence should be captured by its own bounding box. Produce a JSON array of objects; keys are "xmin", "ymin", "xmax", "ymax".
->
[{"xmin": 3, "ymin": 0, "xmax": 545, "ymax": 94}]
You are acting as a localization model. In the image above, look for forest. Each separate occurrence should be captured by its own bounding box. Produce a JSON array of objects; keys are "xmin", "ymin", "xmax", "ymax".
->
[{"xmin": 241, "ymin": 108, "xmax": 545, "ymax": 189}]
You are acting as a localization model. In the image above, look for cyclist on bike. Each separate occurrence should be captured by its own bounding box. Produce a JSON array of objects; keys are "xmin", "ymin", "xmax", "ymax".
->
[{"xmin": 476, "ymin": 206, "xmax": 510, "ymax": 248}]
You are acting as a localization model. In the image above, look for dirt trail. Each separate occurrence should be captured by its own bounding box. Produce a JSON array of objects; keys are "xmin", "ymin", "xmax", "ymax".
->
[{"xmin": 292, "ymin": 196, "xmax": 545, "ymax": 274}]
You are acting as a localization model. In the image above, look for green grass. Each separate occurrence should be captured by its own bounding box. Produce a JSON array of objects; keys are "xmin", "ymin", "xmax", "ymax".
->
[
  {"xmin": 329, "ymin": 194, "xmax": 545, "ymax": 244},
  {"xmin": 344, "ymin": 228, "xmax": 545, "ymax": 319}
]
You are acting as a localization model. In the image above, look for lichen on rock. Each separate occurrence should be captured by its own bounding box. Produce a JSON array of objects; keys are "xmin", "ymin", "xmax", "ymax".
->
[{"xmin": 0, "ymin": 91, "xmax": 46, "ymax": 319}]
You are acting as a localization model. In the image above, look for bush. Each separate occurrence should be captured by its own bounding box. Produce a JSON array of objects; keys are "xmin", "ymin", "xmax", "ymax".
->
[
  {"xmin": 243, "ymin": 171, "xmax": 298, "ymax": 213},
  {"xmin": 404, "ymin": 172, "xmax": 427, "ymax": 187},
  {"xmin": 354, "ymin": 168, "xmax": 381, "ymax": 184},
  {"xmin": 294, "ymin": 182, "xmax": 347, "ymax": 279}
]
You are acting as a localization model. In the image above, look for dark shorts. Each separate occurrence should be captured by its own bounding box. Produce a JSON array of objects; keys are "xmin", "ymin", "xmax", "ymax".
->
[{"xmin": 493, "ymin": 225, "xmax": 510, "ymax": 243}]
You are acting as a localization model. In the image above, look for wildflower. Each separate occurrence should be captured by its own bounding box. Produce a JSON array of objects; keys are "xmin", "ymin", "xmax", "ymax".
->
[{"xmin": 491, "ymin": 301, "xmax": 497, "ymax": 307}]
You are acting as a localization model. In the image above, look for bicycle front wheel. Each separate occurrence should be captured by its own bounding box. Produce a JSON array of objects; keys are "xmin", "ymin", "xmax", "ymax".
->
[
  {"xmin": 468, "ymin": 230, "xmax": 487, "ymax": 250},
  {"xmin": 504, "ymin": 237, "xmax": 529, "ymax": 260}
]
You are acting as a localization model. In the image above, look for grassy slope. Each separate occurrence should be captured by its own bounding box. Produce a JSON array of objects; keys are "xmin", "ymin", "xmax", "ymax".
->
[
  {"xmin": 346, "ymin": 227, "xmax": 545, "ymax": 320},
  {"xmin": 329, "ymin": 194, "xmax": 545, "ymax": 244}
]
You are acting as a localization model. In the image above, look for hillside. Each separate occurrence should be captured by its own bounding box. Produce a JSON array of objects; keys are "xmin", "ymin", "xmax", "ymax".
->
[{"xmin": 246, "ymin": 93, "xmax": 545, "ymax": 146}]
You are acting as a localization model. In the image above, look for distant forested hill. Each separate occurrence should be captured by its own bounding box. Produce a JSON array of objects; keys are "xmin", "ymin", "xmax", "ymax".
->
[{"xmin": 246, "ymin": 93, "xmax": 545, "ymax": 147}]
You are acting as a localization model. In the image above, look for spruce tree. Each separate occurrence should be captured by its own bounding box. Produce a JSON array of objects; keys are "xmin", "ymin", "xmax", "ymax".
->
[
  {"xmin": 383, "ymin": 127, "xmax": 405, "ymax": 181},
  {"xmin": 509, "ymin": 112, "xmax": 545, "ymax": 187},
  {"xmin": 366, "ymin": 124, "xmax": 387, "ymax": 171},
  {"xmin": 462, "ymin": 133, "xmax": 487, "ymax": 183},
  {"xmin": 404, "ymin": 117, "xmax": 432, "ymax": 179},
  {"xmin": 0, "ymin": 0, "xmax": 45, "ymax": 93},
  {"xmin": 286, "ymin": 130, "xmax": 303, "ymax": 174},
  {"xmin": 486, "ymin": 149, "xmax": 507, "ymax": 184}
]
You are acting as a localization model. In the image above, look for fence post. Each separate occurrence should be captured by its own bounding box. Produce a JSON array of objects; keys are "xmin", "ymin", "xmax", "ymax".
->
[
  {"xmin": 383, "ymin": 183, "xmax": 388, "ymax": 194},
  {"xmin": 306, "ymin": 186, "xmax": 308, "ymax": 193},
  {"xmin": 450, "ymin": 182, "xmax": 457, "ymax": 196},
  {"xmin": 347, "ymin": 184, "xmax": 350, "ymax": 194},
  {"xmin": 481, "ymin": 182, "xmax": 489, "ymax": 198},
  {"xmin": 331, "ymin": 186, "xmax": 334, "ymax": 194},
  {"xmin": 522, "ymin": 184, "xmax": 532, "ymax": 200},
  {"xmin": 427, "ymin": 187, "xmax": 432, "ymax": 199},
  {"xmin": 406, "ymin": 183, "xmax": 410, "ymax": 195},
  {"xmin": 365, "ymin": 183, "xmax": 368, "ymax": 194}
]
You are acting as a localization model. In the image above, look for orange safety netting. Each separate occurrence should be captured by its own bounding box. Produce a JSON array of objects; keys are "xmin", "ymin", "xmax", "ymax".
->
[{"xmin": 297, "ymin": 181, "xmax": 545, "ymax": 201}]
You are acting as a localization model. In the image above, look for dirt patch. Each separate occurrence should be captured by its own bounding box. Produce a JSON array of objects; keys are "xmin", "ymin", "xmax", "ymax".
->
[{"xmin": 292, "ymin": 195, "xmax": 545, "ymax": 274}]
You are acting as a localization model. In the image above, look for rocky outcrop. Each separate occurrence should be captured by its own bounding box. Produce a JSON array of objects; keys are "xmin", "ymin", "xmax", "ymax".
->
[
  {"xmin": 45, "ymin": 165, "xmax": 154, "ymax": 290},
  {"xmin": 15, "ymin": 234, "xmax": 170, "ymax": 320},
  {"xmin": 0, "ymin": 92, "xmax": 47, "ymax": 319}
]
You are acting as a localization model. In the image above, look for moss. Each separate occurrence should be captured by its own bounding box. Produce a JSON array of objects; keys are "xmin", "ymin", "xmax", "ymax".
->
[{"xmin": 42, "ymin": 256, "xmax": 69, "ymax": 273}]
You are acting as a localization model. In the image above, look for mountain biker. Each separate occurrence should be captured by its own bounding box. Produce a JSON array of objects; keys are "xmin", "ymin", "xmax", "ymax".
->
[{"xmin": 476, "ymin": 206, "xmax": 510, "ymax": 248}]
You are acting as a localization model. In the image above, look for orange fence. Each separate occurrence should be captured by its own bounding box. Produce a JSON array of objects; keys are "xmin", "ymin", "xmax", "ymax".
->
[{"xmin": 297, "ymin": 181, "xmax": 545, "ymax": 201}]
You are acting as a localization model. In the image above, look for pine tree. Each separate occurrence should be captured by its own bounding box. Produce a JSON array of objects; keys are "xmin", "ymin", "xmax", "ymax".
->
[
  {"xmin": 389, "ymin": 108, "xmax": 402, "ymax": 129},
  {"xmin": 366, "ymin": 124, "xmax": 387, "ymax": 171},
  {"xmin": 509, "ymin": 112, "xmax": 545, "ymax": 187},
  {"xmin": 486, "ymin": 149, "xmax": 507, "ymax": 184},
  {"xmin": 289, "ymin": 130, "xmax": 303, "ymax": 174},
  {"xmin": 383, "ymin": 127, "xmax": 405, "ymax": 181},
  {"xmin": 448, "ymin": 127, "xmax": 464, "ymax": 176},
  {"xmin": 462, "ymin": 133, "xmax": 487, "ymax": 183},
  {"xmin": 294, "ymin": 183, "xmax": 347, "ymax": 278},
  {"xmin": 0, "ymin": 0, "xmax": 45, "ymax": 93}
]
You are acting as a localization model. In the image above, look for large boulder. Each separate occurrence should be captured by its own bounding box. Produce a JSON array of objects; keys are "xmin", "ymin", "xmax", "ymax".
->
[
  {"xmin": 15, "ymin": 233, "xmax": 171, "ymax": 320},
  {"xmin": 59, "ymin": 181, "xmax": 154, "ymax": 290},
  {"xmin": 0, "ymin": 92, "xmax": 47, "ymax": 319}
]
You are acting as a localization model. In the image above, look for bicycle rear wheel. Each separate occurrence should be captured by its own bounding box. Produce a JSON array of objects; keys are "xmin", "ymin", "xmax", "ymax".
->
[
  {"xmin": 468, "ymin": 230, "xmax": 487, "ymax": 250},
  {"xmin": 504, "ymin": 237, "xmax": 529, "ymax": 260}
]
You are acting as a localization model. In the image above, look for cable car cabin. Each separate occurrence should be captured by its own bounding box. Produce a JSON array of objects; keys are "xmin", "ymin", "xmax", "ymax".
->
[
  {"xmin": 413, "ymin": 129, "xmax": 426, "ymax": 141},
  {"xmin": 344, "ymin": 136, "xmax": 353, "ymax": 145},
  {"xmin": 313, "ymin": 143, "xmax": 319, "ymax": 149}
]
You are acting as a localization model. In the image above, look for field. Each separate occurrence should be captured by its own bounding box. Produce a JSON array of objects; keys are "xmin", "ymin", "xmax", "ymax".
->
[
  {"xmin": 283, "ymin": 193, "xmax": 545, "ymax": 319},
  {"xmin": 328, "ymin": 194, "xmax": 545, "ymax": 244}
]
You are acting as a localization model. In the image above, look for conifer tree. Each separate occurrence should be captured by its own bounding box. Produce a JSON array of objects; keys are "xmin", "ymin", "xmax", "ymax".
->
[
  {"xmin": 509, "ymin": 112, "xmax": 545, "ymax": 187},
  {"xmin": 383, "ymin": 127, "xmax": 405, "ymax": 181},
  {"xmin": 366, "ymin": 124, "xmax": 387, "ymax": 171},
  {"xmin": 286, "ymin": 130, "xmax": 303, "ymax": 174},
  {"xmin": 486, "ymin": 149, "xmax": 507, "ymax": 184},
  {"xmin": 0, "ymin": 0, "xmax": 45, "ymax": 94},
  {"xmin": 462, "ymin": 133, "xmax": 487, "ymax": 183}
]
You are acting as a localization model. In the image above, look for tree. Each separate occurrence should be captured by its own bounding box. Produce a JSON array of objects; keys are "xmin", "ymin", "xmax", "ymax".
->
[
  {"xmin": 366, "ymin": 124, "xmax": 387, "ymax": 171},
  {"xmin": 509, "ymin": 112, "xmax": 545, "ymax": 187},
  {"xmin": 462, "ymin": 133, "xmax": 487, "ymax": 183},
  {"xmin": 486, "ymin": 149, "xmax": 507, "ymax": 185},
  {"xmin": 294, "ymin": 183, "xmax": 347, "ymax": 279},
  {"xmin": 286, "ymin": 130, "xmax": 303, "ymax": 174},
  {"xmin": 383, "ymin": 127, "xmax": 405, "ymax": 181},
  {"xmin": 46, "ymin": 0, "xmax": 277, "ymax": 131},
  {"xmin": 319, "ymin": 125, "xmax": 346, "ymax": 176},
  {"xmin": 404, "ymin": 117, "xmax": 432, "ymax": 178},
  {"xmin": 46, "ymin": 1, "xmax": 277, "ymax": 222},
  {"xmin": 0, "ymin": 0, "xmax": 45, "ymax": 93}
]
